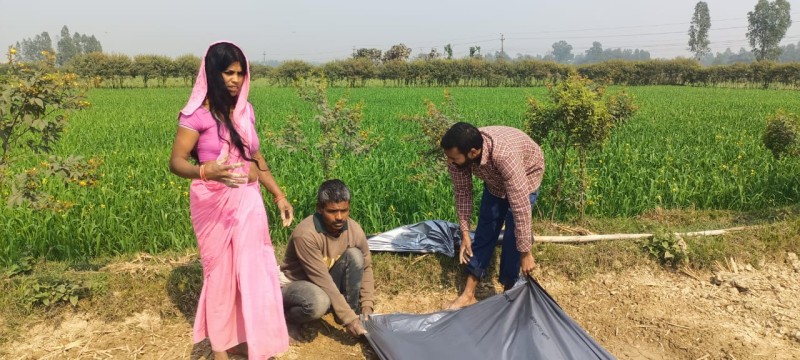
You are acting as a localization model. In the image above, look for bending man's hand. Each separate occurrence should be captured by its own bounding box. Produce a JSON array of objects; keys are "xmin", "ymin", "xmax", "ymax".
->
[
  {"xmin": 361, "ymin": 306, "xmax": 373, "ymax": 318},
  {"xmin": 459, "ymin": 230, "xmax": 473, "ymax": 265},
  {"xmin": 521, "ymin": 251, "xmax": 537, "ymax": 277}
]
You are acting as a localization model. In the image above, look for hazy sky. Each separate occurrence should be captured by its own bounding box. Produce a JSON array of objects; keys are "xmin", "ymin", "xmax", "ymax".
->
[{"xmin": 2, "ymin": 0, "xmax": 799, "ymax": 63}]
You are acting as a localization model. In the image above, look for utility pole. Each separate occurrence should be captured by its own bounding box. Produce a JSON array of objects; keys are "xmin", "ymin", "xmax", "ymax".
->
[
  {"xmin": 263, "ymin": 51, "xmax": 266, "ymax": 63},
  {"xmin": 500, "ymin": 33, "xmax": 505, "ymax": 54}
]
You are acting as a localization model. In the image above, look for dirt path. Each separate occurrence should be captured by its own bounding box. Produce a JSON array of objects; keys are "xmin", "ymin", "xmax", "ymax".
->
[{"xmin": 3, "ymin": 254, "xmax": 799, "ymax": 360}]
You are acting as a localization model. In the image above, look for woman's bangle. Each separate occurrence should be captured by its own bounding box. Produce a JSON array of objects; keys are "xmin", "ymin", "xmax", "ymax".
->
[
  {"xmin": 273, "ymin": 195, "xmax": 286, "ymax": 204},
  {"xmin": 199, "ymin": 164, "xmax": 208, "ymax": 182}
]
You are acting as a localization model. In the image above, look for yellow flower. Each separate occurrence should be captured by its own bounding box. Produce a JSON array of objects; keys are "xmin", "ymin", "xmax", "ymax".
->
[
  {"xmin": 79, "ymin": 180, "xmax": 87, "ymax": 187},
  {"xmin": 9, "ymin": 48, "xmax": 16, "ymax": 55},
  {"xmin": 100, "ymin": 204, "xmax": 106, "ymax": 209}
]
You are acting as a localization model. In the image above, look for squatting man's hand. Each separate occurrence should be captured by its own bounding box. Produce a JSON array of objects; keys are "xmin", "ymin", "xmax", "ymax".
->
[{"xmin": 346, "ymin": 318, "xmax": 368, "ymax": 337}]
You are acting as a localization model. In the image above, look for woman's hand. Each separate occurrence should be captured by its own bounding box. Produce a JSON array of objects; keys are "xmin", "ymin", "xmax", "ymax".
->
[
  {"xmin": 204, "ymin": 160, "xmax": 247, "ymax": 188},
  {"xmin": 275, "ymin": 197, "xmax": 294, "ymax": 227}
]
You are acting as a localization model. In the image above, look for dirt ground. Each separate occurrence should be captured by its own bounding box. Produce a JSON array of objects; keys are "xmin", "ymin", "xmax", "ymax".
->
[{"xmin": 2, "ymin": 254, "xmax": 799, "ymax": 360}]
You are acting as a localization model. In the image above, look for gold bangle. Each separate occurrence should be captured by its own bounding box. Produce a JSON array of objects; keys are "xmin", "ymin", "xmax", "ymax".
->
[
  {"xmin": 273, "ymin": 195, "xmax": 286, "ymax": 204},
  {"xmin": 199, "ymin": 164, "xmax": 208, "ymax": 182}
]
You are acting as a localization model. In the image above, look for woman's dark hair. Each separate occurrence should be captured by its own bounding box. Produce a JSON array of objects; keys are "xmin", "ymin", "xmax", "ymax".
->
[
  {"xmin": 204, "ymin": 42, "xmax": 264, "ymax": 170},
  {"xmin": 440, "ymin": 122, "xmax": 483, "ymax": 154}
]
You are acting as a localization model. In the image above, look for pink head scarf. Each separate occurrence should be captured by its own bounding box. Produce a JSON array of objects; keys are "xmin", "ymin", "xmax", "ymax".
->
[{"xmin": 180, "ymin": 41, "xmax": 252, "ymax": 164}]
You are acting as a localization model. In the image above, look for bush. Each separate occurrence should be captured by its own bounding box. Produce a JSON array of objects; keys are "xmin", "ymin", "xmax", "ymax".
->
[{"xmin": 763, "ymin": 110, "xmax": 800, "ymax": 159}]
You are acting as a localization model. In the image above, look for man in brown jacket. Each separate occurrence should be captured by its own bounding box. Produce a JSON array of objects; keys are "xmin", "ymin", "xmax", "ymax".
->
[{"xmin": 280, "ymin": 179, "xmax": 374, "ymax": 337}]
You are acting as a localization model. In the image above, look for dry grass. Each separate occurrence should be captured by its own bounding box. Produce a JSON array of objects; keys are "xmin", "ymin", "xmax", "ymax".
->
[{"xmin": 1, "ymin": 207, "xmax": 798, "ymax": 349}]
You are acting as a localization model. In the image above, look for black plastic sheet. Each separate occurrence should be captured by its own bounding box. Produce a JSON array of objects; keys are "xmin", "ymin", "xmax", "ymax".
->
[
  {"xmin": 364, "ymin": 278, "xmax": 615, "ymax": 360},
  {"xmin": 367, "ymin": 220, "xmax": 468, "ymax": 258}
]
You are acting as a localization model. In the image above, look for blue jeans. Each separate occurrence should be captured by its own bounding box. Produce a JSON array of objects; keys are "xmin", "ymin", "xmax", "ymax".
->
[
  {"xmin": 282, "ymin": 248, "xmax": 364, "ymax": 324},
  {"xmin": 466, "ymin": 186, "xmax": 539, "ymax": 287}
]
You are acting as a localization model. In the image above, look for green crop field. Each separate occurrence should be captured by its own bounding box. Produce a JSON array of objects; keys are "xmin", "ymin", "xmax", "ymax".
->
[{"xmin": 2, "ymin": 86, "xmax": 799, "ymax": 264}]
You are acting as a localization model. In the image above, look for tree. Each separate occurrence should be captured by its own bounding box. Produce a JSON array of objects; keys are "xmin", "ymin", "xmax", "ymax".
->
[
  {"xmin": 174, "ymin": 54, "xmax": 201, "ymax": 85},
  {"xmin": 422, "ymin": 47, "xmax": 441, "ymax": 60},
  {"xmin": 747, "ymin": 0, "xmax": 792, "ymax": 61},
  {"xmin": 132, "ymin": 55, "xmax": 164, "ymax": 87},
  {"xmin": 273, "ymin": 60, "xmax": 314, "ymax": 86},
  {"xmin": 584, "ymin": 41, "xmax": 604, "ymax": 64},
  {"xmin": 83, "ymin": 35, "xmax": 102, "ymax": 53},
  {"xmin": 525, "ymin": 75, "xmax": 637, "ymax": 220},
  {"xmin": 340, "ymin": 57, "xmax": 377, "ymax": 87},
  {"xmin": 1, "ymin": 49, "xmax": 96, "ymax": 211},
  {"xmin": 106, "ymin": 54, "xmax": 132, "ymax": 88},
  {"xmin": 401, "ymin": 90, "xmax": 461, "ymax": 182},
  {"xmin": 493, "ymin": 51, "xmax": 511, "ymax": 61},
  {"xmin": 763, "ymin": 110, "xmax": 800, "ymax": 158},
  {"xmin": 382, "ymin": 43, "xmax": 412, "ymax": 62},
  {"xmin": 469, "ymin": 46, "xmax": 482, "ymax": 59},
  {"xmin": 72, "ymin": 32, "xmax": 84, "ymax": 55},
  {"xmin": 56, "ymin": 26, "xmax": 78, "ymax": 66},
  {"xmin": 444, "ymin": 44, "xmax": 453, "ymax": 59},
  {"xmin": 16, "ymin": 32, "xmax": 54, "ymax": 62},
  {"xmin": 276, "ymin": 77, "xmax": 376, "ymax": 179},
  {"xmin": 688, "ymin": 1, "xmax": 711, "ymax": 60},
  {"xmin": 551, "ymin": 40, "xmax": 574, "ymax": 63},
  {"xmin": 354, "ymin": 48, "xmax": 382, "ymax": 64}
]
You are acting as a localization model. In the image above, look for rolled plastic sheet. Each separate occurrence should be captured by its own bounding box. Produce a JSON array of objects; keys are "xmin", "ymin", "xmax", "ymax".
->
[
  {"xmin": 364, "ymin": 278, "xmax": 615, "ymax": 360},
  {"xmin": 366, "ymin": 220, "xmax": 469, "ymax": 258}
]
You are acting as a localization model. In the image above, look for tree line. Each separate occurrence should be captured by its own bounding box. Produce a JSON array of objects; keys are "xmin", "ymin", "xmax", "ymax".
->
[
  {"xmin": 4, "ymin": 0, "xmax": 794, "ymax": 88},
  {"xmin": 4, "ymin": 53, "xmax": 796, "ymax": 88},
  {"xmin": 12, "ymin": 26, "xmax": 102, "ymax": 65}
]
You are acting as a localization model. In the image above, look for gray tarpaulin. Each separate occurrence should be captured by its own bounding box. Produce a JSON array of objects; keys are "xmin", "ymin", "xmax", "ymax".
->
[
  {"xmin": 364, "ymin": 278, "xmax": 615, "ymax": 360},
  {"xmin": 367, "ymin": 220, "xmax": 468, "ymax": 258}
]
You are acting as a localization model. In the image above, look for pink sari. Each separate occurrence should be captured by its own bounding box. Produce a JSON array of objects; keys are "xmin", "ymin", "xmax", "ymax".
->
[{"xmin": 181, "ymin": 41, "xmax": 288, "ymax": 358}]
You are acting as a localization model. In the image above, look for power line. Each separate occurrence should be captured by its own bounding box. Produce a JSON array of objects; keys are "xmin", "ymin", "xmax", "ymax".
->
[
  {"xmin": 511, "ymin": 26, "xmax": 748, "ymax": 41},
  {"xmin": 503, "ymin": 13, "xmax": 800, "ymax": 35},
  {"xmin": 265, "ymin": 11, "xmax": 800, "ymax": 61}
]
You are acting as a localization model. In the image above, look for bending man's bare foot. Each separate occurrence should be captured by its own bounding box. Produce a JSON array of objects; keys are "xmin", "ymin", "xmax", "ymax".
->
[{"xmin": 442, "ymin": 294, "xmax": 477, "ymax": 310}]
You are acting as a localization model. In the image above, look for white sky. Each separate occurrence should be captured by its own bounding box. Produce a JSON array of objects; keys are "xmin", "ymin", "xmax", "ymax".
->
[{"xmin": 1, "ymin": 0, "xmax": 799, "ymax": 63}]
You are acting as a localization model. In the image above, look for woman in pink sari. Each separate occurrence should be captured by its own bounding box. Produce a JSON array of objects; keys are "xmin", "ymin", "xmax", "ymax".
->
[{"xmin": 169, "ymin": 41, "xmax": 291, "ymax": 359}]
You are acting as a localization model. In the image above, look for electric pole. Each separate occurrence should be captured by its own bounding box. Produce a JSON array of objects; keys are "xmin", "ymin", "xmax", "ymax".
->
[
  {"xmin": 263, "ymin": 51, "xmax": 266, "ymax": 63},
  {"xmin": 500, "ymin": 33, "xmax": 505, "ymax": 54}
]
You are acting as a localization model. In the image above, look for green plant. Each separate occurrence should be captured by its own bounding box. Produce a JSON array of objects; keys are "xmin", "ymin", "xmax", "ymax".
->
[
  {"xmin": 274, "ymin": 110, "xmax": 308, "ymax": 154},
  {"xmin": 24, "ymin": 279, "xmax": 88, "ymax": 307},
  {"xmin": 5, "ymin": 256, "xmax": 33, "ymax": 277},
  {"xmin": 8, "ymin": 155, "xmax": 101, "ymax": 210},
  {"xmin": 643, "ymin": 232, "xmax": 688, "ymax": 267},
  {"xmin": 0, "ymin": 47, "xmax": 93, "ymax": 211},
  {"xmin": 607, "ymin": 90, "xmax": 638, "ymax": 125},
  {"xmin": 762, "ymin": 109, "xmax": 799, "ymax": 159},
  {"xmin": 401, "ymin": 89, "xmax": 460, "ymax": 183},
  {"xmin": 282, "ymin": 76, "xmax": 378, "ymax": 179},
  {"xmin": 525, "ymin": 74, "xmax": 637, "ymax": 220}
]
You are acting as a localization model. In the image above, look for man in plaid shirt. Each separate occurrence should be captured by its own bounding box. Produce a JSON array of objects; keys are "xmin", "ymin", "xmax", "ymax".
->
[{"xmin": 440, "ymin": 122, "xmax": 544, "ymax": 309}]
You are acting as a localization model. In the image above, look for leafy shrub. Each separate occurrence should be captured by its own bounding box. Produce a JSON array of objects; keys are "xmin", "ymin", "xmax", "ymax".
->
[{"xmin": 763, "ymin": 109, "xmax": 799, "ymax": 159}]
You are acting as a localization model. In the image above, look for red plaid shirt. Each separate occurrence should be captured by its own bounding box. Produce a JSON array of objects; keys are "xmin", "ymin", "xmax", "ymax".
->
[{"xmin": 448, "ymin": 126, "xmax": 544, "ymax": 252}]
